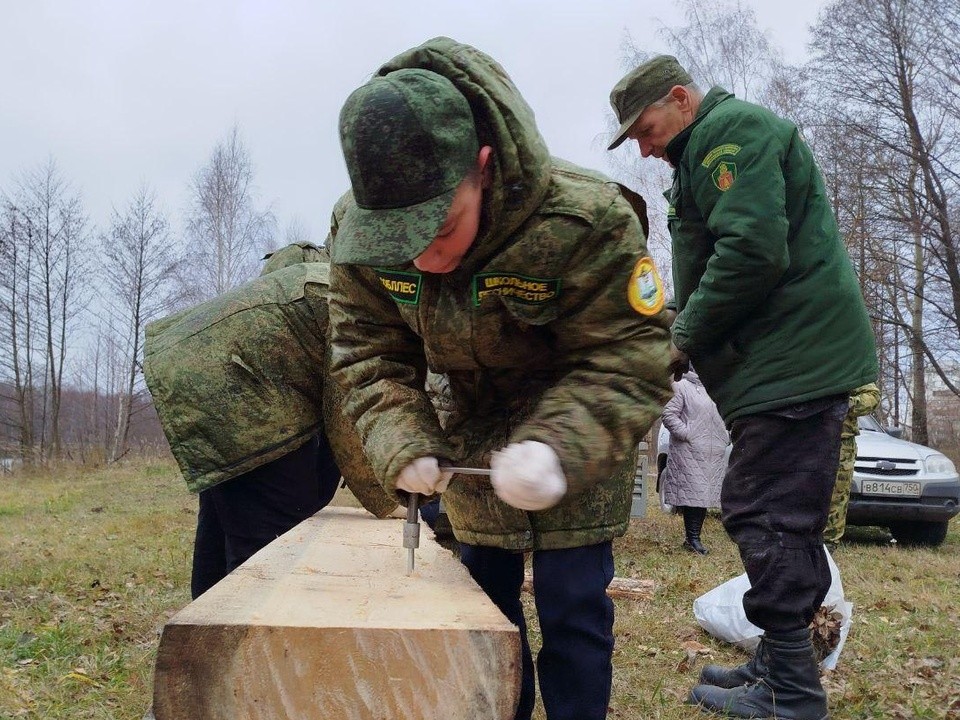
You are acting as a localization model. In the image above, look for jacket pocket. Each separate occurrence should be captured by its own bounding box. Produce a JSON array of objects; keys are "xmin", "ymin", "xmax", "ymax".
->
[
  {"xmin": 695, "ymin": 341, "xmax": 745, "ymax": 392},
  {"xmin": 496, "ymin": 294, "xmax": 562, "ymax": 325}
]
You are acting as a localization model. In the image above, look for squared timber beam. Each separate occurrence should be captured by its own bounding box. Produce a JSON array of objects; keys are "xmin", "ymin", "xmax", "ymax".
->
[{"xmin": 151, "ymin": 507, "xmax": 521, "ymax": 720}]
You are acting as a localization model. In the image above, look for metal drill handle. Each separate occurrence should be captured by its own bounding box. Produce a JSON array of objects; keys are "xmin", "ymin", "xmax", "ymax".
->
[
  {"xmin": 441, "ymin": 465, "xmax": 493, "ymax": 476},
  {"xmin": 403, "ymin": 493, "xmax": 420, "ymax": 575}
]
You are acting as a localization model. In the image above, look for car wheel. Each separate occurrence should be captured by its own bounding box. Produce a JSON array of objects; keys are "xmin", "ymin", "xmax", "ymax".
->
[{"xmin": 888, "ymin": 520, "xmax": 949, "ymax": 547}]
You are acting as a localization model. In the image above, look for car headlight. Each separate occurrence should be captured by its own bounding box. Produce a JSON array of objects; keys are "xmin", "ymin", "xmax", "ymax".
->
[{"xmin": 923, "ymin": 453, "xmax": 956, "ymax": 474}]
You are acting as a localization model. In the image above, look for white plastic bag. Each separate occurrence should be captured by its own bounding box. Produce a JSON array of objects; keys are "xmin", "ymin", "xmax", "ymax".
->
[{"xmin": 692, "ymin": 546, "xmax": 853, "ymax": 670}]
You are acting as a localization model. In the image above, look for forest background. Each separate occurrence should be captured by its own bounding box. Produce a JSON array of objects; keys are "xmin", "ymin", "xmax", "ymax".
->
[{"xmin": 2, "ymin": 0, "xmax": 959, "ymax": 468}]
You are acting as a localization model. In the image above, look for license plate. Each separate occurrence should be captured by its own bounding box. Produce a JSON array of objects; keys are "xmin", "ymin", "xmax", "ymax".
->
[{"xmin": 860, "ymin": 480, "xmax": 921, "ymax": 498}]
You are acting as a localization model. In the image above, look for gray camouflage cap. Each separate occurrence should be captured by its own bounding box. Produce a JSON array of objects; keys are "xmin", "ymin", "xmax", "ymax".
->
[
  {"xmin": 334, "ymin": 68, "xmax": 480, "ymax": 266},
  {"xmin": 607, "ymin": 55, "xmax": 692, "ymax": 150}
]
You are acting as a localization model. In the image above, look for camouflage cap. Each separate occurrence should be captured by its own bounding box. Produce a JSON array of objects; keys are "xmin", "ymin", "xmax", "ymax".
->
[
  {"xmin": 607, "ymin": 55, "xmax": 692, "ymax": 151},
  {"xmin": 334, "ymin": 68, "xmax": 479, "ymax": 266}
]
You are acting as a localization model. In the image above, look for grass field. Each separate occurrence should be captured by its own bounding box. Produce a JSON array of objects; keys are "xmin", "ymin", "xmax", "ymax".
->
[{"xmin": 1, "ymin": 460, "xmax": 958, "ymax": 719}]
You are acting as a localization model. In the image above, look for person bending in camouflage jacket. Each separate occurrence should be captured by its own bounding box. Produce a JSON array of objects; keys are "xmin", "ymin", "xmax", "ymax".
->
[
  {"xmin": 326, "ymin": 38, "xmax": 672, "ymax": 720},
  {"xmin": 145, "ymin": 243, "xmax": 397, "ymax": 600}
]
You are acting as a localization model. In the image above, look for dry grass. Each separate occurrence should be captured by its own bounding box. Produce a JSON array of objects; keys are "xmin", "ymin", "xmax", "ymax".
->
[
  {"xmin": 0, "ymin": 461, "xmax": 193, "ymax": 720},
  {"xmin": 600, "ymin": 514, "xmax": 960, "ymax": 719},
  {"xmin": 1, "ymin": 460, "xmax": 958, "ymax": 719}
]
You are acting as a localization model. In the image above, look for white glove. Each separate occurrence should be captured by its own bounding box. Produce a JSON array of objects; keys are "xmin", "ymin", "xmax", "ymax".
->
[
  {"xmin": 395, "ymin": 457, "xmax": 453, "ymax": 495},
  {"xmin": 490, "ymin": 441, "xmax": 567, "ymax": 511}
]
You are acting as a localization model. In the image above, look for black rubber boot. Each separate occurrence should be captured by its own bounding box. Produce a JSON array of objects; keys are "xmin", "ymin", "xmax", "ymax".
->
[
  {"xmin": 688, "ymin": 629, "xmax": 829, "ymax": 719},
  {"xmin": 682, "ymin": 506, "xmax": 709, "ymax": 555},
  {"xmin": 699, "ymin": 636, "xmax": 770, "ymax": 688}
]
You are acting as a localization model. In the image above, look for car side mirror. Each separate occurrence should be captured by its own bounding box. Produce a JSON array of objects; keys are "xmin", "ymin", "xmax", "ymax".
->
[{"xmin": 884, "ymin": 426, "xmax": 904, "ymax": 439}]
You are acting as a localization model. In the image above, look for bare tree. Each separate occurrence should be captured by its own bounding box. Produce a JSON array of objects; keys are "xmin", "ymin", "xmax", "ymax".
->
[
  {"xmin": 658, "ymin": 0, "xmax": 777, "ymax": 102},
  {"xmin": 0, "ymin": 199, "xmax": 37, "ymax": 460},
  {"xmin": 100, "ymin": 185, "xmax": 181, "ymax": 462},
  {"xmin": 811, "ymin": 0, "xmax": 960, "ymax": 436},
  {"xmin": 0, "ymin": 161, "xmax": 89, "ymax": 461},
  {"xmin": 283, "ymin": 215, "xmax": 314, "ymax": 247},
  {"xmin": 182, "ymin": 126, "xmax": 276, "ymax": 303}
]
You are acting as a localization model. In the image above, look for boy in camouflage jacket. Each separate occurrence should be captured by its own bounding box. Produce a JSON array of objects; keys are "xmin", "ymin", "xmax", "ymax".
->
[{"xmin": 327, "ymin": 38, "xmax": 672, "ymax": 720}]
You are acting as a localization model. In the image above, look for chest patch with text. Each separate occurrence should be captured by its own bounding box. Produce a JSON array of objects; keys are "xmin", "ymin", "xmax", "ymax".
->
[
  {"xmin": 472, "ymin": 272, "xmax": 561, "ymax": 306},
  {"xmin": 374, "ymin": 269, "xmax": 422, "ymax": 305}
]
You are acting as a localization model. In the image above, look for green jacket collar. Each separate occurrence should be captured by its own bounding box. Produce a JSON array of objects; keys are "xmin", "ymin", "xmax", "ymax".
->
[{"xmin": 665, "ymin": 86, "xmax": 733, "ymax": 167}]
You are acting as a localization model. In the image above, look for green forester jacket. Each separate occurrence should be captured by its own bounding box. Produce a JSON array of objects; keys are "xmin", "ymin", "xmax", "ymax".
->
[
  {"xmin": 327, "ymin": 38, "xmax": 673, "ymax": 551},
  {"xmin": 665, "ymin": 87, "xmax": 877, "ymax": 422}
]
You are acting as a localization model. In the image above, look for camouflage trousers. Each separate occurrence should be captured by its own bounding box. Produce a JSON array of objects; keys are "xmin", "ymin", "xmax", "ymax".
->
[{"xmin": 824, "ymin": 434, "xmax": 857, "ymax": 544}]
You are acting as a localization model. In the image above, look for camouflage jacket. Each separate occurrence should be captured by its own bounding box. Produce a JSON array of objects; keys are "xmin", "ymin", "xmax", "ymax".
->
[
  {"xmin": 844, "ymin": 383, "xmax": 881, "ymax": 438},
  {"xmin": 261, "ymin": 241, "xmax": 328, "ymax": 274},
  {"xmin": 327, "ymin": 38, "xmax": 672, "ymax": 550},
  {"xmin": 145, "ymin": 263, "xmax": 330, "ymax": 492},
  {"xmin": 143, "ymin": 250, "xmax": 397, "ymax": 517}
]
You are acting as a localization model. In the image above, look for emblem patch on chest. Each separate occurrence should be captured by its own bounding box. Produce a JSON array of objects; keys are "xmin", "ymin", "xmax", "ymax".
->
[
  {"xmin": 374, "ymin": 269, "xmax": 422, "ymax": 305},
  {"xmin": 627, "ymin": 256, "xmax": 665, "ymax": 316},
  {"xmin": 472, "ymin": 272, "xmax": 561, "ymax": 306}
]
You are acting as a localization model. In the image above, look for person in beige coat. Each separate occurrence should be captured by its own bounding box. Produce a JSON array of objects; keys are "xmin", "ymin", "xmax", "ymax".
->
[{"xmin": 661, "ymin": 367, "xmax": 728, "ymax": 554}]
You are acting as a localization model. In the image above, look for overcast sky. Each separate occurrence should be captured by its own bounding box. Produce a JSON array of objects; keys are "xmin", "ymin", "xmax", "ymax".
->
[{"xmin": 1, "ymin": 0, "xmax": 826, "ymax": 246}]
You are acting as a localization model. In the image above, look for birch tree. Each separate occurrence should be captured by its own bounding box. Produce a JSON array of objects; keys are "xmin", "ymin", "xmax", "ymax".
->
[
  {"xmin": 182, "ymin": 126, "xmax": 275, "ymax": 303},
  {"xmin": 101, "ymin": 185, "xmax": 181, "ymax": 461}
]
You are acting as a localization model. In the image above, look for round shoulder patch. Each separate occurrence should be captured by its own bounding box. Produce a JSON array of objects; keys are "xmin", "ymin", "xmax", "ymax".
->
[{"xmin": 627, "ymin": 256, "xmax": 665, "ymax": 316}]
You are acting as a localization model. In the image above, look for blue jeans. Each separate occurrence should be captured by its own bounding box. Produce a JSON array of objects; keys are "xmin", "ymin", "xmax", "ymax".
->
[{"xmin": 460, "ymin": 541, "xmax": 615, "ymax": 720}]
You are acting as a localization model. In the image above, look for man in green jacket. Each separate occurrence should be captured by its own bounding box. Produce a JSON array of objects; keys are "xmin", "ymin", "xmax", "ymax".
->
[
  {"xmin": 609, "ymin": 56, "xmax": 877, "ymax": 720},
  {"xmin": 328, "ymin": 38, "xmax": 672, "ymax": 720}
]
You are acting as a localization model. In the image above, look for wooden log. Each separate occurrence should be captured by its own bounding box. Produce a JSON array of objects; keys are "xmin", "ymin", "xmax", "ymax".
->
[
  {"xmin": 151, "ymin": 507, "xmax": 521, "ymax": 720},
  {"xmin": 522, "ymin": 571, "xmax": 655, "ymax": 601}
]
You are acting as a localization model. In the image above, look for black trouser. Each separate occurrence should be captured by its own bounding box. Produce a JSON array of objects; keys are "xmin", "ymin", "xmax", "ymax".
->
[
  {"xmin": 460, "ymin": 542, "xmax": 615, "ymax": 720},
  {"xmin": 721, "ymin": 396, "xmax": 847, "ymax": 633},
  {"xmin": 190, "ymin": 432, "xmax": 340, "ymax": 599}
]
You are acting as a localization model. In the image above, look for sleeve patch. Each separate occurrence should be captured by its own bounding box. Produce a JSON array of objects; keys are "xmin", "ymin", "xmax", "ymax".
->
[
  {"xmin": 627, "ymin": 257, "xmax": 665, "ymax": 316},
  {"xmin": 701, "ymin": 143, "xmax": 742, "ymax": 168},
  {"xmin": 711, "ymin": 161, "xmax": 738, "ymax": 191}
]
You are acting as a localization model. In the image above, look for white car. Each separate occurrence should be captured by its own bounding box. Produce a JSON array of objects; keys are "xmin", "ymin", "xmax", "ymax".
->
[
  {"xmin": 847, "ymin": 415, "xmax": 959, "ymax": 546},
  {"xmin": 656, "ymin": 416, "xmax": 960, "ymax": 547}
]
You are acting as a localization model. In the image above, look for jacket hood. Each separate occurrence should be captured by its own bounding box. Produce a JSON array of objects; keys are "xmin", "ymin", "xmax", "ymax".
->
[
  {"xmin": 681, "ymin": 367, "xmax": 702, "ymax": 385},
  {"xmin": 377, "ymin": 37, "xmax": 553, "ymax": 270}
]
